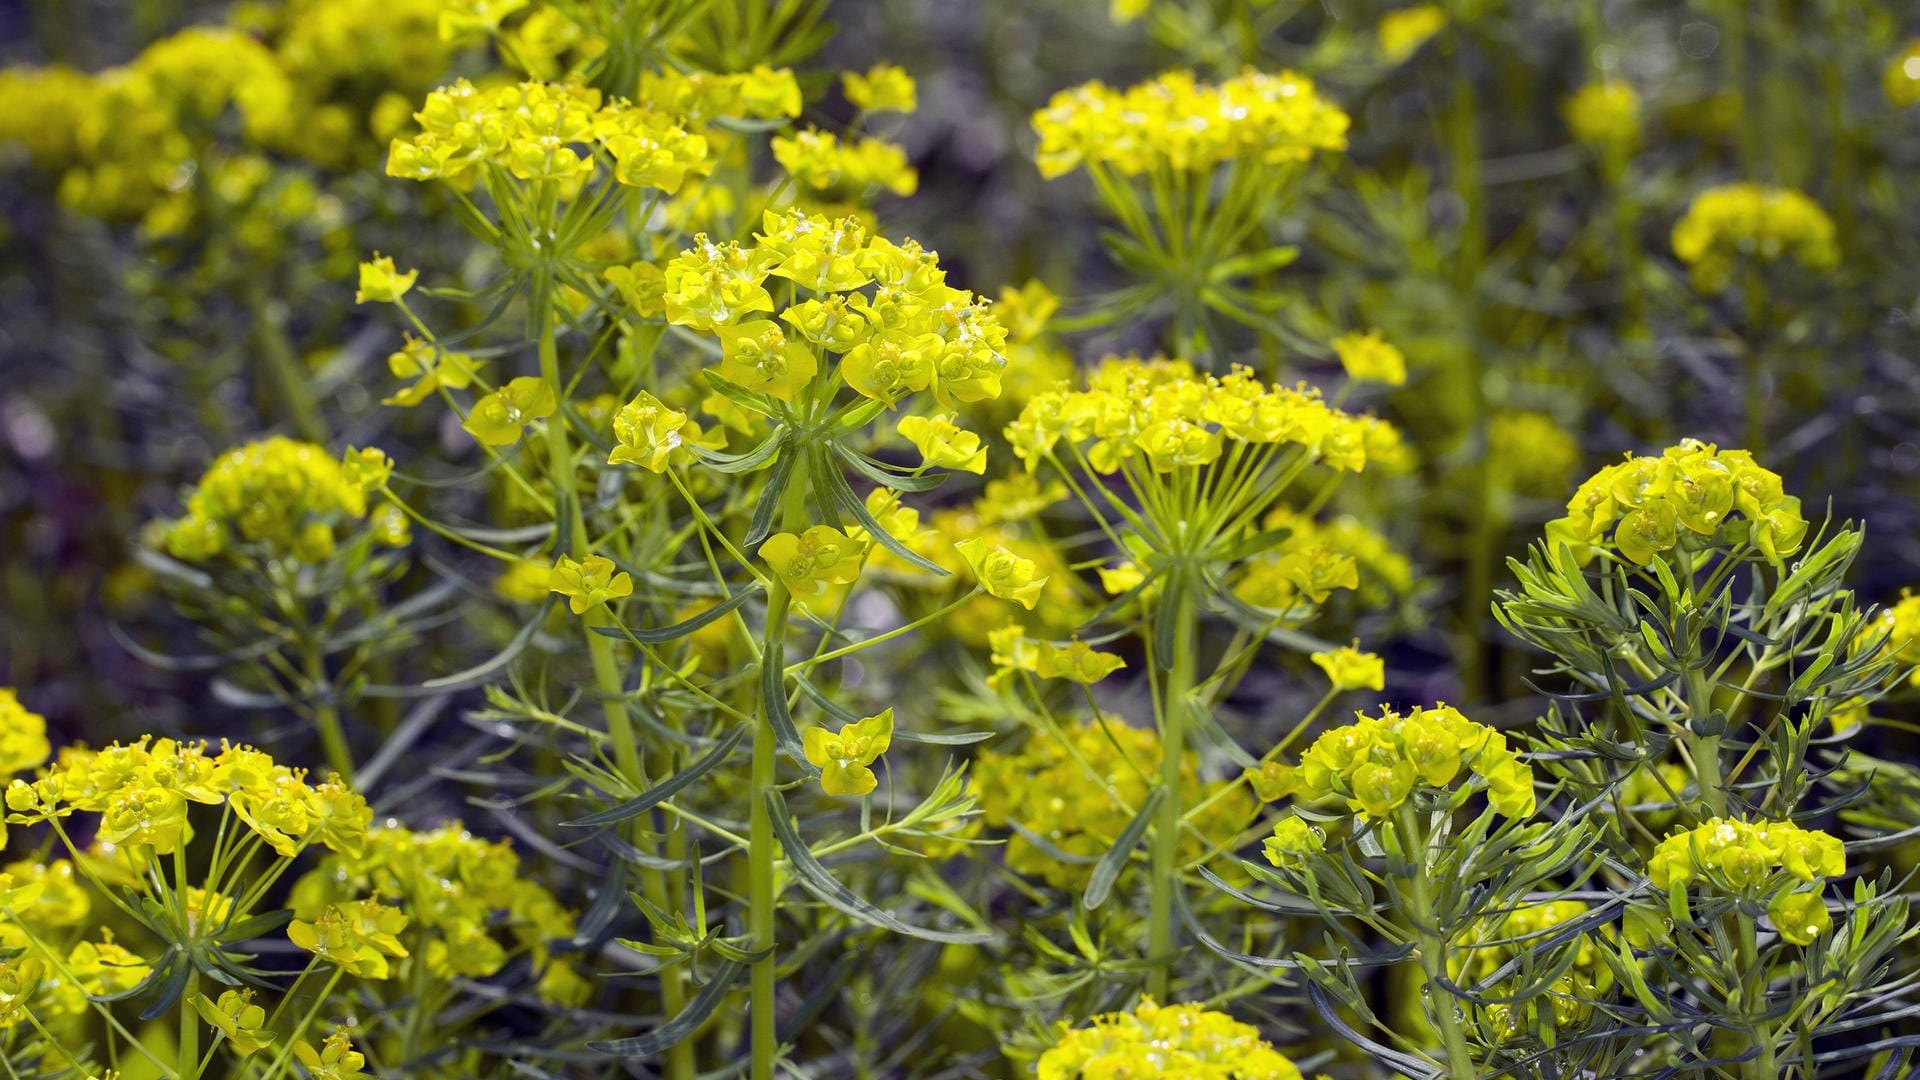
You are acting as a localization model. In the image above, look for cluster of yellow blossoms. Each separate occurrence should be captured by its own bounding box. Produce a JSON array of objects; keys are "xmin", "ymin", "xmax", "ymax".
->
[
  {"xmin": 1547, "ymin": 440, "xmax": 1807, "ymax": 566},
  {"xmin": 1331, "ymin": 330, "xmax": 1407, "ymax": 387},
  {"xmin": 773, "ymin": 128, "xmax": 917, "ymax": 196},
  {"xmin": 5, "ymin": 736, "xmax": 372, "ymax": 861},
  {"xmin": 1671, "ymin": 183, "xmax": 1839, "ymax": 293},
  {"xmin": 1451, "ymin": 900, "xmax": 1614, "ymax": 1040},
  {"xmin": 157, "ymin": 437, "xmax": 400, "ymax": 563},
  {"xmin": 987, "ymin": 627, "xmax": 1127, "ymax": 689},
  {"xmin": 973, "ymin": 719, "xmax": 1252, "ymax": 888},
  {"xmin": 1032, "ymin": 69, "xmax": 1349, "ymax": 180},
  {"xmin": 1009, "ymin": 357, "xmax": 1404, "ymax": 477},
  {"xmin": 1564, "ymin": 80, "xmax": 1643, "ymax": 154},
  {"xmin": 1647, "ymin": 817, "xmax": 1843, "ymax": 946},
  {"xmin": 386, "ymin": 79, "xmax": 711, "ymax": 192},
  {"xmin": 1037, "ymin": 999, "xmax": 1304, "ymax": 1080},
  {"xmin": 0, "ymin": 690, "xmax": 50, "ymax": 790},
  {"xmin": 1377, "ymin": 5, "xmax": 1447, "ymax": 63},
  {"xmin": 0, "ymin": 857, "xmax": 152, "ymax": 1035},
  {"xmin": 1867, "ymin": 592, "xmax": 1920, "ymax": 685},
  {"xmin": 609, "ymin": 209, "xmax": 1006, "ymax": 469},
  {"xmin": 1293, "ymin": 704, "xmax": 1535, "ymax": 820},
  {"xmin": 292, "ymin": 822, "xmax": 584, "ymax": 998}
]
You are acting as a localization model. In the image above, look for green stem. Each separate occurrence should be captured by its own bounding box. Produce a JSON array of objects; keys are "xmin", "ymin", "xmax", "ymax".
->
[
  {"xmin": 303, "ymin": 642, "xmax": 354, "ymax": 784},
  {"xmin": 1447, "ymin": 29, "xmax": 1494, "ymax": 704},
  {"xmin": 1146, "ymin": 583, "xmax": 1197, "ymax": 1000},
  {"xmin": 535, "ymin": 305, "xmax": 692, "ymax": 1080},
  {"xmin": 750, "ymin": 482, "xmax": 807, "ymax": 1080},
  {"xmin": 1402, "ymin": 811, "xmax": 1475, "ymax": 1080},
  {"xmin": 179, "ymin": 969, "xmax": 201, "ymax": 1080},
  {"xmin": 241, "ymin": 275, "xmax": 328, "ymax": 444}
]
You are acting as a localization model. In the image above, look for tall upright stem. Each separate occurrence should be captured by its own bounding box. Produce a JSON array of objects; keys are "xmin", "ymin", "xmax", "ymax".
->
[
  {"xmin": 1400, "ymin": 809, "xmax": 1475, "ymax": 1080},
  {"xmin": 750, "ymin": 483, "xmax": 806, "ymax": 1080},
  {"xmin": 1147, "ymin": 583, "xmax": 1196, "ymax": 1000},
  {"xmin": 303, "ymin": 642, "xmax": 354, "ymax": 784},
  {"xmin": 535, "ymin": 308, "xmax": 691, "ymax": 1080},
  {"xmin": 1447, "ymin": 30, "xmax": 1494, "ymax": 704}
]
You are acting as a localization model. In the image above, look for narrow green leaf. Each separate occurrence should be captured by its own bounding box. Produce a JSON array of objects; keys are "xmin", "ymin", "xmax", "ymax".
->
[
  {"xmin": 564, "ymin": 725, "xmax": 747, "ymax": 828},
  {"xmin": 1083, "ymin": 787, "xmax": 1164, "ymax": 911},
  {"xmin": 587, "ymin": 959, "xmax": 743, "ymax": 1056},
  {"xmin": 766, "ymin": 790, "xmax": 993, "ymax": 944}
]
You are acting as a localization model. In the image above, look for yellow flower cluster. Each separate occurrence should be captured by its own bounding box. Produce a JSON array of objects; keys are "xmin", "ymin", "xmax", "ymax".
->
[
  {"xmin": 1865, "ymin": 592, "xmax": 1920, "ymax": 684},
  {"xmin": 1647, "ymin": 817, "xmax": 1844, "ymax": 893},
  {"xmin": 973, "ymin": 719, "xmax": 1252, "ymax": 888},
  {"xmin": 773, "ymin": 128, "xmax": 918, "ymax": 196},
  {"xmin": 1295, "ymin": 704, "xmax": 1534, "ymax": 819},
  {"xmin": 1450, "ymin": 900, "xmax": 1614, "ymax": 1039},
  {"xmin": 1032, "ymin": 69, "xmax": 1349, "ymax": 180},
  {"xmin": 1886, "ymin": 41, "xmax": 1920, "ymax": 109},
  {"xmin": 0, "ymin": 861, "xmax": 150, "ymax": 1030},
  {"xmin": 1036, "ymin": 999, "xmax": 1304, "ymax": 1080},
  {"xmin": 1647, "ymin": 817, "xmax": 1843, "ymax": 946},
  {"xmin": 1378, "ymin": 5, "xmax": 1447, "ymax": 63},
  {"xmin": 1332, "ymin": 330, "xmax": 1407, "ymax": 387},
  {"xmin": 987, "ymin": 627, "xmax": 1127, "ymax": 689},
  {"xmin": 290, "ymin": 822, "xmax": 577, "ymax": 983},
  {"xmin": 387, "ymin": 80, "xmax": 710, "ymax": 192},
  {"xmin": 1008, "ymin": 356, "xmax": 1399, "ymax": 476},
  {"xmin": 0, "ymin": 66, "xmax": 97, "ymax": 168},
  {"xmin": 648, "ymin": 209, "xmax": 1006, "ymax": 415},
  {"xmin": 4, "ymin": 736, "xmax": 371, "ymax": 862},
  {"xmin": 1671, "ymin": 183, "xmax": 1839, "ymax": 293},
  {"xmin": 0, "ymin": 689, "xmax": 50, "ymax": 785},
  {"xmin": 638, "ymin": 65, "xmax": 804, "ymax": 126},
  {"xmin": 1489, "ymin": 411, "xmax": 1582, "ymax": 498},
  {"xmin": 1260, "ymin": 508, "xmax": 1414, "ymax": 609},
  {"xmin": 1565, "ymin": 80, "xmax": 1642, "ymax": 154},
  {"xmin": 273, "ymin": 0, "xmax": 454, "ymax": 100},
  {"xmin": 1547, "ymin": 440, "xmax": 1807, "ymax": 566},
  {"xmin": 158, "ymin": 437, "xmax": 393, "ymax": 563},
  {"xmin": 843, "ymin": 64, "xmax": 917, "ymax": 114},
  {"xmin": 49, "ymin": 28, "xmax": 297, "ymax": 224}
]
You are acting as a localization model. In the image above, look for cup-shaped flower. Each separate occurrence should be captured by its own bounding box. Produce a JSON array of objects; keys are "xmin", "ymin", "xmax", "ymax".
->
[
  {"xmin": 897, "ymin": 413, "xmax": 986, "ymax": 474},
  {"xmin": 715, "ymin": 320, "xmax": 817, "ymax": 401},
  {"xmin": 1768, "ymin": 888, "xmax": 1832, "ymax": 947},
  {"xmin": 355, "ymin": 254, "xmax": 417, "ymax": 304},
  {"xmin": 761, "ymin": 526, "xmax": 867, "ymax": 598},
  {"xmin": 955, "ymin": 537, "xmax": 1047, "ymax": 609},
  {"xmin": 548, "ymin": 554, "xmax": 633, "ymax": 615},
  {"xmin": 193, "ymin": 989, "xmax": 275, "ymax": 1055},
  {"xmin": 803, "ymin": 708, "xmax": 894, "ymax": 797},
  {"xmin": 1310, "ymin": 644, "xmax": 1385, "ymax": 692},
  {"xmin": 1331, "ymin": 331, "xmax": 1407, "ymax": 387},
  {"xmin": 289, "ymin": 899, "xmax": 410, "ymax": 979},
  {"xmin": 610, "ymin": 391, "xmax": 700, "ymax": 473},
  {"xmin": 1263, "ymin": 816, "xmax": 1325, "ymax": 872},
  {"xmin": 463, "ymin": 376, "xmax": 557, "ymax": 447}
]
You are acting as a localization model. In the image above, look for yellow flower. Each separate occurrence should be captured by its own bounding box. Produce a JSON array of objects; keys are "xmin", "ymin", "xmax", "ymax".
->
[
  {"xmin": 610, "ymin": 391, "xmax": 699, "ymax": 472},
  {"xmin": 1263, "ymin": 816, "xmax": 1325, "ymax": 871},
  {"xmin": 954, "ymin": 537, "xmax": 1048, "ymax": 609},
  {"xmin": 462, "ymin": 376, "xmax": 557, "ymax": 447},
  {"xmin": 354, "ymin": 254, "xmax": 417, "ymax": 304},
  {"xmin": 803, "ymin": 709, "xmax": 894, "ymax": 797},
  {"xmin": 897, "ymin": 414, "xmax": 987, "ymax": 474},
  {"xmin": 1038, "ymin": 999, "xmax": 1304, "ymax": 1080},
  {"xmin": 548, "ymin": 554, "xmax": 633, "ymax": 615},
  {"xmin": 0, "ymin": 689, "xmax": 50, "ymax": 779},
  {"xmin": 1566, "ymin": 80, "xmax": 1642, "ymax": 153},
  {"xmin": 294, "ymin": 1029, "xmax": 372, "ymax": 1080},
  {"xmin": 1297, "ymin": 704, "xmax": 1531, "ymax": 821},
  {"xmin": 289, "ymin": 899, "xmax": 410, "ymax": 979},
  {"xmin": 1647, "ymin": 818, "xmax": 1844, "ymax": 894},
  {"xmin": 192, "ymin": 990, "xmax": 274, "ymax": 1055},
  {"xmin": 843, "ymin": 64, "xmax": 917, "ymax": 113},
  {"xmin": 497, "ymin": 559, "xmax": 557, "ymax": 604},
  {"xmin": 1033, "ymin": 640, "xmax": 1127, "ymax": 684},
  {"xmin": 760, "ymin": 526, "xmax": 867, "ymax": 597},
  {"xmin": 715, "ymin": 320, "xmax": 818, "ymax": 401},
  {"xmin": 1671, "ymin": 183, "xmax": 1838, "ymax": 293},
  {"xmin": 1768, "ymin": 889, "xmax": 1831, "ymax": 947},
  {"xmin": 384, "ymin": 336, "xmax": 482, "ymax": 408},
  {"xmin": 1331, "ymin": 330, "xmax": 1407, "ymax": 387},
  {"xmin": 1378, "ymin": 5, "xmax": 1447, "ymax": 63},
  {"xmin": 0, "ymin": 957, "xmax": 45, "ymax": 1022},
  {"xmin": 1310, "ymin": 644, "xmax": 1385, "ymax": 692}
]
